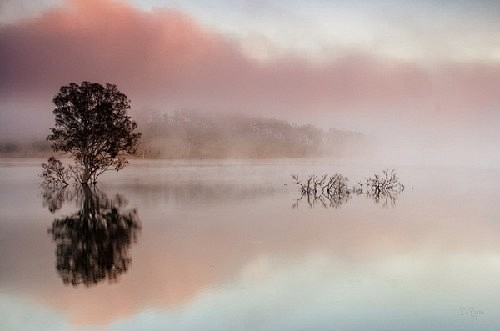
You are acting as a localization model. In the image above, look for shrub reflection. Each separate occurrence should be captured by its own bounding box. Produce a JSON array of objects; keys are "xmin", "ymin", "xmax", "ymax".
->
[{"xmin": 44, "ymin": 185, "xmax": 141, "ymax": 287}]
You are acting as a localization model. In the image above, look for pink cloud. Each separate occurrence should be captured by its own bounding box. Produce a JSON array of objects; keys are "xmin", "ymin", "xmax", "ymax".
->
[{"xmin": 1, "ymin": 0, "xmax": 500, "ymax": 119}]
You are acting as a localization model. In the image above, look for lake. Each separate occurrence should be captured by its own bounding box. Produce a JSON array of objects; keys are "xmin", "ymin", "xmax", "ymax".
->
[{"xmin": 1, "ymin": 159, "xmax": 500, "ymax": 331}]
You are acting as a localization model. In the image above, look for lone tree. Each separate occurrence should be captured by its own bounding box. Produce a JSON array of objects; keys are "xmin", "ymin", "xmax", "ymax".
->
[{"xmin": 45, "ymin": 82, "xmax": 141, "ymax": 185}]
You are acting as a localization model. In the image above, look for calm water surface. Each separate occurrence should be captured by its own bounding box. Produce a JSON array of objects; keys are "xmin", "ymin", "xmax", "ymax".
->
[{"xmin": 1, "ymin": 159, "xmax": 500, "ymax": 330}]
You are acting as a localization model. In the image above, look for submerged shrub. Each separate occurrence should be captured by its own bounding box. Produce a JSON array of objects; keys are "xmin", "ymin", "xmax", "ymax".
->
[{"xmin": 292, "ymin": 169, "xmax": 405, "ymax": 208}]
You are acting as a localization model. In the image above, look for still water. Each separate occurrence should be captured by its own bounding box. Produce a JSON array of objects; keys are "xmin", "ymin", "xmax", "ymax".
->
[{"xmin": 1, "ymin": 159, "xmax": 500, "ymax": 330}]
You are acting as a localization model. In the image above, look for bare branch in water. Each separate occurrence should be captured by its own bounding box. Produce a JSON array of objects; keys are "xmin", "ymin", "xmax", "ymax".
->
[{"xmin": 292, "ymin": 170, "xmax": 404, "ymax": 209}]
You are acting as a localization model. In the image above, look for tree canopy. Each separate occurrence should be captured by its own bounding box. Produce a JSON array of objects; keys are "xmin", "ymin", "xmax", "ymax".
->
[{"xmin": 46, "ymin": 82, "xmax": 141, "ymax": 184}]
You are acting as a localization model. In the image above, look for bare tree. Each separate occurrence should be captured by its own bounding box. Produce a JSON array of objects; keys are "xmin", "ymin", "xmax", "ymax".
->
[{"xmin": 292, "ymin": 170, "xmax": 404, "ymax": 208}]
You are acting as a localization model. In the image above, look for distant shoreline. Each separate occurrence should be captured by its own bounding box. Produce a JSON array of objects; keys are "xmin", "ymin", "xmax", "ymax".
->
[{"xmin": 1, "ymin": 111, "xmax": 365, "ymax": 160}]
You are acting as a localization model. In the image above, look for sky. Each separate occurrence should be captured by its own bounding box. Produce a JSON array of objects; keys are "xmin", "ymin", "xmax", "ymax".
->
[{"xmin": 1, "ymin": 0, "xmax": 500, "ymax": 164}]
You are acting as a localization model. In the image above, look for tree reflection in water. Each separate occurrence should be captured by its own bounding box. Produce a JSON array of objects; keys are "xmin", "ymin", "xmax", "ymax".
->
[{"xmin": 44, "ymin": 185, "xmax": 141, "ymax": 287}]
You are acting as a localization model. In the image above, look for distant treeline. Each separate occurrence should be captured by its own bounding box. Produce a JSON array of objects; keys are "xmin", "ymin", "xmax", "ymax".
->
[
  {"xmin": 0, "ymin": 111, "xmax": 364, "ymax": 159},
  {"xmin": 137, "ymin": 111, "xmax": 365, "ymax": 159},
  {"xmin": 0, "ymin": 140, "xmax": 51, "ymax": 157}
]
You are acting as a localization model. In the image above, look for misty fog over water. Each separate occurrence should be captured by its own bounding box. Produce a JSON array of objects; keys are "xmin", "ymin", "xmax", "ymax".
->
[{"xmin": 2, "ymin": 108, "xmax": 500, "ymax": 169}]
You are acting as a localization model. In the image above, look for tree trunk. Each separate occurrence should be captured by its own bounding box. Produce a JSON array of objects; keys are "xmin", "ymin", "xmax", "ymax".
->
[
  {"xmin": 81, "ymin": 167, "xmax": 91, "ymax": 185},
  {"xmin": 81, "ymin": 183, "xmax": 93, "ymax": 221}
]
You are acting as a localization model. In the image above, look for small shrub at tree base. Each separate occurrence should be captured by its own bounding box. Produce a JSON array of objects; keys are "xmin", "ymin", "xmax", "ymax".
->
[{"xmin": 40, "ymin": 157, "xmax": 70, "ymax": 189}]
